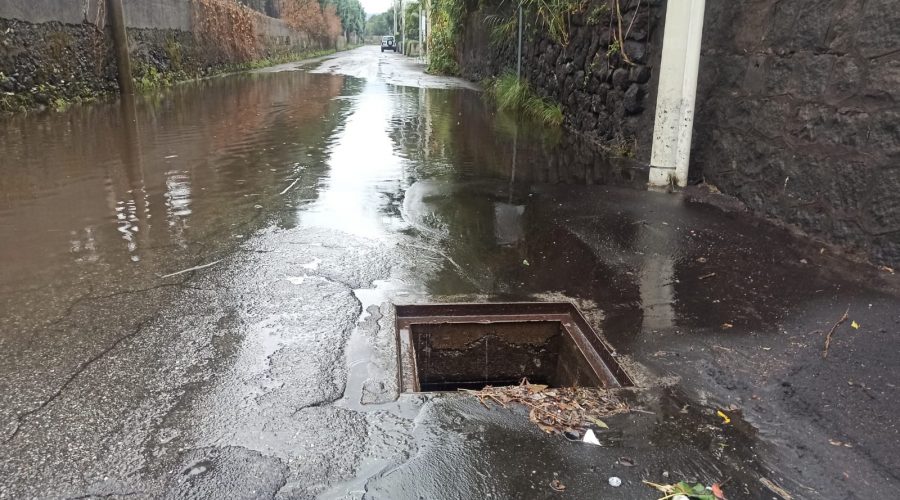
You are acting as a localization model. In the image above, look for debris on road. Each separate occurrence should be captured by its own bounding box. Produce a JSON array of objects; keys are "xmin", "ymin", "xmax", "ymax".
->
[
  {"xmin": 461, "ymin": 379, "xmax": 630, "ymax": 434},
  {"xmin": 159, "ymin": 259, "xmax": 223, "ymax": 279},
  {"xmin": 717, "ymin": 410, "xmax": 731, "ymax": 424},
  {"xmin": 550, "ymin": 479, "xmax": 566, "ymax": 492},
  {"xmin": 643, "ymin": 480, "xmax": 725, "ymax": 500},
  {"xmin": 759, "ymin": 477, "xmax": 793, "ymax": 499},
  {"xmin": 608, "ymin": 476, "xmax": 622, "ymax": 487},
  {"xmin": 583, "ymin": 429, "xmax": 601, "ymax": 445},
  {"xmin": 822, "ymin": 306, "xmax": 850, "ymax": 358}
]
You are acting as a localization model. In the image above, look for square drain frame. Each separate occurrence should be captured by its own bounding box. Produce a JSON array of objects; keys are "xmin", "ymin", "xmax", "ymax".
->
[{"xmin": 396, "ymin": 302, "xmax": 632, "ymax": 392}]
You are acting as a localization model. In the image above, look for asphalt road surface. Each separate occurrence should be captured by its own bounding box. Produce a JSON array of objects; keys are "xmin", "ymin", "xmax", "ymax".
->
[{"xmin": 1, "ymin": 45, "xmax": 898, "ymax": 499}]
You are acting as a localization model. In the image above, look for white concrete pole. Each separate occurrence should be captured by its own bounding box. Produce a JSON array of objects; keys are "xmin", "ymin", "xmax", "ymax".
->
[{"xmin": 648, "ymin": 0, "xmax": 706, "ymax": 188}]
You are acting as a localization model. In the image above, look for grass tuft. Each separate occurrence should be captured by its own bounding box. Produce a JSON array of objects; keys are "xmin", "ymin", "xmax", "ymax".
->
[{"xmin": 485, "ymin": 72, "xmax": 563, "ymax": 127}]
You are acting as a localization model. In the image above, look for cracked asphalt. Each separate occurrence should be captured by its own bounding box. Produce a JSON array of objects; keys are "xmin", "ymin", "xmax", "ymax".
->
[{"xmin": 1, "ymin": 46, "xmax": 899, "ymax": 499}]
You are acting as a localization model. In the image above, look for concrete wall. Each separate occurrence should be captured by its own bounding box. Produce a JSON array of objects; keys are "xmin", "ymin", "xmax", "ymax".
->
[
  {"xmin": 0, "ymin": 0, "xmax": 189, "ymax": 29},
  {"xmin": 0, "ymin": 0, "xmax": 333, "ymax": 113},
  {"xmin": 0, "ymin": 0, "xmax": 103, "ymax": 25}
]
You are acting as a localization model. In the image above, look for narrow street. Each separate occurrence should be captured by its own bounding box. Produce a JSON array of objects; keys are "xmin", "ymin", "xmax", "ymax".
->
[{"xmin": 1, "ymin": 45, "xmax": 898, "ymax": 498}]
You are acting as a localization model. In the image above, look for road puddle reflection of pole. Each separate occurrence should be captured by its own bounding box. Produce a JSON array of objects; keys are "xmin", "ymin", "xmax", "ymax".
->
[
  {"xmin": 637, "ymin": 222, "xmax": 676, "ymax": 332},
  {"xmin": 104, "ymin": 93, "xmax": 151, "ymax": 261}
]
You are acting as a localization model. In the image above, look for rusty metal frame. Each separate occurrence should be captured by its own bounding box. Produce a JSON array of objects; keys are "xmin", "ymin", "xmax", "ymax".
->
[{"xmin": 395, "ymin": 302, "xmax": 633, "ymax": 392}]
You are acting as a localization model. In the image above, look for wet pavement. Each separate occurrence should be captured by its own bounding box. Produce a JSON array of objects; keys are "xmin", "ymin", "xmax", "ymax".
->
[{"xmin": 1, "ymin": 45, "xmax": 899, "ymax": 499}]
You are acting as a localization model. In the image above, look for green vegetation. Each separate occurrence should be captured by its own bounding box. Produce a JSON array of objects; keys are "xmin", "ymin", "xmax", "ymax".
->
[
  {"xmin": 0, "ymin": 74, "xmax": 99, "ymax": 114},
  {"xmin": 333, "ymin": 0, "xmax": 367, "ymax": 43},
  {"xmin": 430, "ymin": 0, "xmax": 586, "ymax": 74},
  {"xmin": 586, "ymin": 4, "xmax": 608, "ymax": 25},
  {"xmin": 403, "ymin": 2, "xmax": 421, "ymax": 40},
  {"xmin": 135, "ymin": 46, "xmax": 351, "ymax": 93},
  {"xmin": 134, "ymin": 64, "xmax": 184, "ymax": 92},
  {"xmin": 609, "ymin": 134, "xmax": 636, "ymax": 158},
  {"xmin": 0, "ymin": 46, "xmax": 356, "ymax": 114},
  {"xmin": 164, "ymin": 37, "xmax": 185, "ymax": 72},
  {"xmin": 482, "ymin": 0, "xmax": 584, "ymax": 48},
  {"xmin": 606, "ymin": 38, "xmax": 620, "ymax": 57},
  {"xmin": 484, "ymin": 72, "xmax": 563, "ymax": 127},
  {"xmin": 366, "ymin": 9, "xmax": 395, "ymax": 36},
  {"xmin": 427, "ymin": 0, "xmax": 465, "ymax": 74}
]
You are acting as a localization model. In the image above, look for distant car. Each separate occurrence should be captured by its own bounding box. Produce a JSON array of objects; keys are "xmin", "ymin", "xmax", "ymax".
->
[{"xmin": 381, "ymin": 36, "xmax": 397, "ymax": 52}]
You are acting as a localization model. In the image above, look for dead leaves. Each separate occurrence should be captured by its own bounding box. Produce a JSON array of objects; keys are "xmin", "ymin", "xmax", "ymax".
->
[
  {"xmin": 643, "ymin": 480, "xmax": 726, "ymax": 500},
  {"xmin": 462, "ymin": 379, "xmax": 630, "ymax": 435}
]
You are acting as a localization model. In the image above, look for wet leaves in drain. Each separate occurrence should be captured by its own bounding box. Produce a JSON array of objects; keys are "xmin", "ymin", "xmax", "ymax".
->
[{"xmin": 461, "ymin": 378, "xmax": 630, "ymax": 434}]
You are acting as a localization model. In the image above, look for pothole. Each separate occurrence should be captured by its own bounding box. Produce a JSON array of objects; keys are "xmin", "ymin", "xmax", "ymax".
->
[{"xmin": 396, "ymin": 302, "xmax": 631, "ymax": 392}]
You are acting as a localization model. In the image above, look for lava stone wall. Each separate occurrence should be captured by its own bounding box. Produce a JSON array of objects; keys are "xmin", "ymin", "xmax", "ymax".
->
[
  {"xmin": 458, "ymin": 0, "xmax": 899, "ymax": 266},
  {"xmin": 694, "ymin": 0, "xmax": 900, "ymax": 265},
  {"xmin": 457, "ymin": 0, "xmax": 665, "ymax": 159}
]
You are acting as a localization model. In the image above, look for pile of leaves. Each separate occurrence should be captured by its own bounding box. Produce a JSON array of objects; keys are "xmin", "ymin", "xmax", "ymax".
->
[{"xmin": 462, "ymin": 379, "xmax": 630, "ymax": 434}]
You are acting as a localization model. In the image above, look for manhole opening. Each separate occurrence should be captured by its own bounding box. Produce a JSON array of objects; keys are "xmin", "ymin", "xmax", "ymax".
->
[{"xmin": 396, "ymin": 303, "xmax": 632, "ymax": 393}]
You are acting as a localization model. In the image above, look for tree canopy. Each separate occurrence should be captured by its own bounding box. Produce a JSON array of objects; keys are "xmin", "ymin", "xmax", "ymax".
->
[
  {"xmin": 333, "ymin": 0, "xmax": 366, "ymax": 43},
  {"xmin": 366, "ymin": 8, "xmax": 395, "ymax": 37}
]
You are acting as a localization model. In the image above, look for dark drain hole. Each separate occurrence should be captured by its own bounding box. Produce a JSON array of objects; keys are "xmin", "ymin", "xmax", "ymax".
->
[
  {"xmin": 396, "ymin": 302, "xmax": 632, "ymax": 393},
  {"xmin": 411, "ymin": 322, "xmax": 602, "ymax": 392}
]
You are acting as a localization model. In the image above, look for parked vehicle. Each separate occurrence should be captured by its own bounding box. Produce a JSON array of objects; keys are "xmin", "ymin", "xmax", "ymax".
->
[{"xmin": 381, "ymin": 36, "xmax": 397, "ymax": 52}]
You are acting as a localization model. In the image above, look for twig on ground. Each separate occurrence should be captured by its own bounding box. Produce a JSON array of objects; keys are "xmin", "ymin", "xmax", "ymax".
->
[
  {"xmin": 822, "ymin": 306, "xmax": 850, "ymax": 359},
  {"xmin": 760, "ymin": 477, "xmax": 793, "ymax": 500},
  {"xmin": 159, "ymin": 259, "xmax": 223, "ymax": 279},
  {"xmin": 699, "ymin": 272, "xmax": 717, "ymax": 280}
]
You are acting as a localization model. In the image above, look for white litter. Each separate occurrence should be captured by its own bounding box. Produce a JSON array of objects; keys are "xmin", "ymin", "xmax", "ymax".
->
[
  {"xmin": 582, "ymin": 429, "xmax": 601, "ymax": 446},
  {"xmin": 608, "ymin": 477, "xmax": 622, "ymax": 487}
]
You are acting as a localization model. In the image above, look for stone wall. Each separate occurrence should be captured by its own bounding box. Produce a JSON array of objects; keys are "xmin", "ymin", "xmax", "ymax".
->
[
  {"xmin": 456, "ymin": 0, "xmax": 900, "ymax": 266},
  {"xmin": 694, "ymin": 0, "xmax": 900, "ymax": 265},
  {"xmin": 457, "ymin": 0, "xmax": 664, "ymax": 159},
  {"xmin": 0, "ymin": 0, "xmax": 334, "ymax": 112}
]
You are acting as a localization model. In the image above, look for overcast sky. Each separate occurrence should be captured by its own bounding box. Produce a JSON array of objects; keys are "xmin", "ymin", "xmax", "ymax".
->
[{"xmin": 362, "ymin": 0, "xmax": 393, "ymax": 15}]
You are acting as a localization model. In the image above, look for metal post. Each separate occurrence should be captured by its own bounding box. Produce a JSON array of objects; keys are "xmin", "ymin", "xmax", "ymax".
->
[
  {"xmin": 107, "ymin": 0, "xmax": 134, "ymax": 96},
  {"xmin": 516, "ymin": 2, "xmax": 523, "ymax": 79},
  {"xmin": 648, "ymin": 0, "xmax": 706, "ymax": 187}
]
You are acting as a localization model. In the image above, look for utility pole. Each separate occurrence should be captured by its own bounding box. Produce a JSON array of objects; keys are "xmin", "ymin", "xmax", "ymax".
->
[
  {"xmin": 648, "ymin": 0, "xmax": 706, "ymax": 187},
  {"xmin": 516, "ymin": 1, "xmax": 523, "ymax": 79},
  {"xmin": 107, "ymin": 0, "xmax": 134, "ymax": 95}
]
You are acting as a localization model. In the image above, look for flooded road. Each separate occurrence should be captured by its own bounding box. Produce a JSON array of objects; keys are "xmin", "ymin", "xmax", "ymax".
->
[{"xmin": 1, "ymin": 46, "xmax": 899, "ymax": 499}]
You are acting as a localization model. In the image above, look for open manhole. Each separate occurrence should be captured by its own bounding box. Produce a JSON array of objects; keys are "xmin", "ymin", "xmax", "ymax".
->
[{"xmin": 396, "ymin": 302, "xmax": 631, "ymax": 392}]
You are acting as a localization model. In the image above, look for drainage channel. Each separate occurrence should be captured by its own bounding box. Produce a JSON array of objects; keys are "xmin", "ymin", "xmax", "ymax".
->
[{"xmin": 396, "ymin": 302, "xmax": 632, "ymax": 393}]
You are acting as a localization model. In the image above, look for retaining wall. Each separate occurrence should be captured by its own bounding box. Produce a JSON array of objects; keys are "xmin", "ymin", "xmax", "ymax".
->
[
  {"xmin": 695, "ymin": 0, "xmax": 900, "ymax": 266},
  {"xmin": 0, "ymin": 0, "xmax": 339, "ymax": 111},
  {"xmin": 457, "ymin": 0, "xmax": 664, "ymax": 158},
  {"xmin": 456, "ymin": 0, "xmax": 900, "ymax": 266}
]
